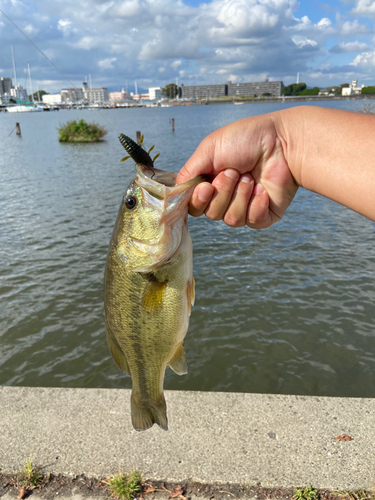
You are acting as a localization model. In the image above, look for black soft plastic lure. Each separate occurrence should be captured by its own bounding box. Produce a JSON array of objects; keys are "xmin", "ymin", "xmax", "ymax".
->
[{"xmin": 119, "ymin": 133, "xmax": 154, "ymax": 167}]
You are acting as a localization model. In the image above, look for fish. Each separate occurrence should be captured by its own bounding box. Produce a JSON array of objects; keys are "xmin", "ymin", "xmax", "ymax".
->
[{"xmin": 104, "ymin": 134, "xmax": 203, "ymax": 431}]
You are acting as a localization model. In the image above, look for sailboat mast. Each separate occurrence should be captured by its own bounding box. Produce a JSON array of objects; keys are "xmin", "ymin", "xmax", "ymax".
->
[
  {"xmin": 11, "ymin": 45, "xmax": 17, "ymax": 87},
  {"xmin": 28, "ymin": 62, "xmax": 33, "ymax": 102}
]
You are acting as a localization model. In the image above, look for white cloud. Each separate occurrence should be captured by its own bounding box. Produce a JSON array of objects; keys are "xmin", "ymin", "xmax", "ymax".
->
[
  {"xmin": 57, "ymin": 19, "xmax": 72, "ymax": 33},
  {"xmin": 351, "ymin": 0, "xmax": 375, "ymax": 17},
  {"xmin": 317, "ymin": 18, "xmax": 332, "ymax": 29},
  {"xmin": 292, "ymin": 36, "xmax": 318, "ymax": 48},
  {"xmin": 330, "ymin": 41, "xmax": 369, "ymax": 53},
  {"xmin": 23, "ymin": 23, "xmax": 39, "ymax": 35},
  {"xmin": 340, "ymin": 19, "xmax": 372, "ymax": 35},
  {"xmin": 171, "ymin": 60, "xmax": 182, "ymax": 70},
  {"xmin": 350, "ymin": 50, "xmax": 375, "ymax": 67},
  {"xmin": 98, "ymin": 57, "xmax": 117, "ymax": 69}
]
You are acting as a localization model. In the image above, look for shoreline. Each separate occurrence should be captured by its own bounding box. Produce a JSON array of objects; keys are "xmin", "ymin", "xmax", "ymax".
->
[{"xmin": 1, "ymin": 386, "xmax": 374, "ymax": 491}]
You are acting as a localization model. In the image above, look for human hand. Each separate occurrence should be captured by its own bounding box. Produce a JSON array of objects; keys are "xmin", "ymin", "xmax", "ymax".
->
[{"xmin": 176, "ymin": 113, "xmax": 298, "ymax": 229}]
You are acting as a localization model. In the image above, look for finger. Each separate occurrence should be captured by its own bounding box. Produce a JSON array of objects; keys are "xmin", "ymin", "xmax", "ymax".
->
[
  {"xmin": 176, "ymin": 136, "xmax": 215, "ymax": 184},
  {"xmin": 188, "ymin": 182, "xmax": 214, "ymax": 217},
  {"xmin": 223, "ymin": 173, "xmax": 254, "ymax": 227},
  {"xmin": 205, "ymin": 169, "xmax": 240, "ymax": 221},
  {"xmin": 246, "ymin": 185, "xmax": 277, "ymax": 229}
]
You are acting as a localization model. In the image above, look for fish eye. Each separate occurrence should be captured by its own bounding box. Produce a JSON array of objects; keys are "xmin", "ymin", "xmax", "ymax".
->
[{"xmin": 125, "ymin": 196, "xmax": 137, "ymax": 210}]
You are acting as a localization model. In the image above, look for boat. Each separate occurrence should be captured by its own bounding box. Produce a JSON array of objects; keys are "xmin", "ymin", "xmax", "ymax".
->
[{"xmin": 7, "ymin": 104, "xmax": 42, "ymax": 113}]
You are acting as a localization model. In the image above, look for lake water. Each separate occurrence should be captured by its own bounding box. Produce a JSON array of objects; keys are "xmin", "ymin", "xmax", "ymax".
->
[{"xmin": 1, "ymin": 99, "xmax": 375, "ymax": 398}]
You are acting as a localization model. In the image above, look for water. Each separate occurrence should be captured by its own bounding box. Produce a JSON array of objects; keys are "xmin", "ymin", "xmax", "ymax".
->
[{"xmin": 1, "ymin": 100, "xmax": 375, "ymax": 397}]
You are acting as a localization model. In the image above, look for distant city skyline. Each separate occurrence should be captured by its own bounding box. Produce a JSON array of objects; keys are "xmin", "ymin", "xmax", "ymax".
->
[{"xmin": 0, "ymin": 0, "xmax": 375, "ymax": 94}]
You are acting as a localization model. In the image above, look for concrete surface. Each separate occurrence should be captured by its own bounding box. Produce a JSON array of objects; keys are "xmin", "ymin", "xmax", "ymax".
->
[{"xmin": 0, "ymin": 386, "xmax": 374, "ymax": 490}]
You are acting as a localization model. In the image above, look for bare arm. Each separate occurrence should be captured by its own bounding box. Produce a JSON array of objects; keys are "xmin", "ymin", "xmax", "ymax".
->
[{"xmin": 176, "ymin": 106, "xmax": 375, "ymax": 227}]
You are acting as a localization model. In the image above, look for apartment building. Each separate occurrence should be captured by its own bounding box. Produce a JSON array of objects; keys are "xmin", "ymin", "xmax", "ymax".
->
[
  {"xmin": 227, "ymin": 80, "xmax": 283, "ymax": 98},
  {"xmin": 85, "ymin": 87, "xmax": 109, "ymax": 104},
  {"xmin": 179, "ymin": 83, "xmax": 227, "ymax": 99},
  {"xmin": 0, "ymin": 77, "xmax": 12, "ymax": 95}
]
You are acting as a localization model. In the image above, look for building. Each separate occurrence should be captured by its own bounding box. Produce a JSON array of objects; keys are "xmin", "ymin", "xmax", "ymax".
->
[
  {"xmin": 85, "ymin": 87, "xmax": 109, "ymax": 104},
  {"xmin": 342, "ymin": 79, "xmax": 364, "ymax": 96},
  {"xmin": 60, "ymin": 88, "xmax": 84, "ymax": 102},
  {"xmin": 0, "ymin": 94, "xmax": 11, "ymax": 105},
  {"xmin": 179, "ymin": 80, "xmax": 284, "ymax": 99},
  {"xmin": 10, "ymin": 84, "xmax": 27, "ymax": 101},
  {"xmin": 0, "ymin": 77, "xmax": 12, "ymax": 95},
  {"xmin": 227, "ymin": 80, "xmax": 283, "ymax": 98},
  {"xmin": 42, "ymin": 94, "xmax": 62, "ymax": 104},
  {"xmin": 109, "ymin": 89, "xmax": 131, "ymax": 101},
  {"xmin": 132, "ymin": 93, "xmax": 150, "ymax": 100},
  {"xmin": 149, "ymin": 87, "xmax": 162, "ymax": 101},
  {"xmin": 179, "ymin": 83, "xmax": 227, "ymax": 99}
]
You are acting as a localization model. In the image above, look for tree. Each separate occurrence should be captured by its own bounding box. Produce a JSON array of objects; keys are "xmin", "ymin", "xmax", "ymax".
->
[
  {"xmin": 299, "ymin": 87, "xmax": 320, "ymax": 96},
  {"xmin": 281, "ymin": 83, "xmax": 307, "ymax": 96},
  {"xmin": 161, "ymin": 83, "xmax": 178, "ymax": 99},
  {"xmin": 28, "ymin": 90, "xmax": 49, "ymax": 102},
  {"xmin": 361, "ymin": 86, "xmax": 375, "ymax": 94}
]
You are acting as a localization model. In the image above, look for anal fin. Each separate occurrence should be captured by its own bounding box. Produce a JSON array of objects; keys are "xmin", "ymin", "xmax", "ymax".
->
[{"xmin": 168, "ymin": 344, "xmax": 188, "ymax": 375}]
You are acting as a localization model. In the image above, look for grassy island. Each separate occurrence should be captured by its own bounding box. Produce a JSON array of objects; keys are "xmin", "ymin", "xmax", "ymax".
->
[{"xmin": 58, "ymin": 119, "xmax": 108, "ymax": 143}]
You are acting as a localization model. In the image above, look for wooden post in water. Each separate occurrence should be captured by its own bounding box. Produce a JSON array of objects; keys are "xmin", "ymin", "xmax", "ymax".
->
[
  {"xmin": 16, "ymin": 122, "xmax": 21, "ymax": 137},
  {"xmin": 136, "ymin": 131, "xmax": 141, "ymax": 144},
  {"xmin": 171, "ymin": 118, "xmax": 175, "ymax": 132}
]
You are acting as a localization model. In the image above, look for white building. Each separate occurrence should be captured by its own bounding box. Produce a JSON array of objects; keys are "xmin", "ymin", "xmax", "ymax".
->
[
  {"xmin": 342, "ymin": 79, "xmax": 365, "ymax": 96},
  {"xmin": 149, "ymin": 87, "xmax": 162, "ymax": 101},
  {"xmin": 85, "ymin": 87, "xmax": 109, "ymax": 104},
  {"xmin": 10, "ymin": 84, "xmax": 27, "ymax": 101},
  {"xmin": 43, "ymin": 94, "xmax": 62, "ymax": 104}
]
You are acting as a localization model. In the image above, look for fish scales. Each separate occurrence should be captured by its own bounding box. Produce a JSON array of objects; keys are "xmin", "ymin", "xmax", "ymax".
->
[{"xmin": 104, "ymin": 135, "xmax": 203, "ymax": 431}]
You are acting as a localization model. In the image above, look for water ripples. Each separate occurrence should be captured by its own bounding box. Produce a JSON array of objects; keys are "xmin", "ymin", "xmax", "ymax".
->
[{"xmin": 1, "ymin": 102, "xmax": 375, "ymax": 397}]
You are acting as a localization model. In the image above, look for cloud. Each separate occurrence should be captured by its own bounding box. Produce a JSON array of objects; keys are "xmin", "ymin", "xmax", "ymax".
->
[
  {"xmin": 98, "ymin": 57, "xmax": 117, "ymax": 69},
  {"xmin": 57, "ymin": 19, "xmax": 72, "ymax": 33},
  {"xmin": 23, "ymin": 23, "xmax": 39, "ymax": 35},
  {"xmin": 340, "ymin": 19, "xmax": 372, "ymax": 35},
  {"xmin": 350, "ymin": 50, "xmax": 375, "ymax": 68},
  {"xmin": 351, "ymin": 0, "xmax": 375, "ymax": 17},
  {"xmin": 1, "ymin": 0, "xmax": 375, "ymax": 94},
  {"xmin": 292, "ymin": 35, "xmax": 318, "ymax": 49},
  {"xmin": 330, "ymin": 41, "xmax": 369, "ymax": 53}
]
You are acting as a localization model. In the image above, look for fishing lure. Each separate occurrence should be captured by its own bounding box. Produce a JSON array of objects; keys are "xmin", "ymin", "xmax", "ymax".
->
[{"xmin": 119, "ymin": 133, "xmax": 160, "ymax": 178}]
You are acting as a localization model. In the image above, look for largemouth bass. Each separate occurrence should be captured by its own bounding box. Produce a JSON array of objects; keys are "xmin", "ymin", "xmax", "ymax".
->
[{"xmin": 104, "ymin": 134, "xmax": 203, "ymax": 432}]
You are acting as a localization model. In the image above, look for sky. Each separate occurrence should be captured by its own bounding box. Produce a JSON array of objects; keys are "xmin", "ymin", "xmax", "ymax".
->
[{"xmin": 0, "ymin": 0, "xmax": 375, "ymax": 94}]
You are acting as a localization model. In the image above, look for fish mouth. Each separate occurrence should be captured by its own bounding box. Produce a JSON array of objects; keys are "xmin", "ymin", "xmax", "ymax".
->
[{"xmin": 136, "ymin": 164, "xmax": 205, "ymax": 199}]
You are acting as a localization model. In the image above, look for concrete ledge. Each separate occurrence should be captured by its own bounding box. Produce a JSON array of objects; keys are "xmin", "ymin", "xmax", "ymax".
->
[{"xmin": 0, "ymin": 387, "xmax": 374, "ymax": 490}]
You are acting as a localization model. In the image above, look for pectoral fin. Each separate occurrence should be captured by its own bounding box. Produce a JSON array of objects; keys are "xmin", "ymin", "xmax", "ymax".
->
[
  {"xmin": 168, "ymin": 344, "xmax": 188, "ymax": 375},
  {"xmin": 105, "ymin": 319, "xmax": 131, "ymax": 375},
  {"xmin": 141, "ymin": 276, "xmax": 168, "ymax": 314}
]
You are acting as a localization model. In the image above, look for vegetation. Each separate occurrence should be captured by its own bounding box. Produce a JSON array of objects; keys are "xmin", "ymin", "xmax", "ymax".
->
[
  {"xmin": 293, "ymin": 486, "xmax": 319, "ymax": 500},
  {"xmin": 58, "ymin": 119, "xmax": 108, "ymax": 143},
  {"xmin": 161, "ymin": 83, "xmax": 178, "ymax": 99},
  {"xmin": 299, "ymin": 87, "xmax": 320, "ymax": 95},
  {"xmin": 361, "ymin": 86, "xmax": 375, "ymax": 94},
  {"xmin": 281, "ymin": 83, "xmax": 307, "ymax": 96},
  {"xmin": 104, "ymin": 471, "xmax": 142, "ymax": 500},
  {"xmin": 28, "ymin": 90, "xmax": 49, "ymax": 101},
  {"xmin": 361, "ymin": 103, "xmax": 375, "ymax": 114},
  {"xmin": 17, "ymin": 455, "xmax": 44, "ymax": 490}
]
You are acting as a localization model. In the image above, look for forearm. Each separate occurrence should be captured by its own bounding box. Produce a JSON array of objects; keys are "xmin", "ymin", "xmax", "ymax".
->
[{"xmin": 274, "ymin": 106, "xmax": 375, "ymax": 221}]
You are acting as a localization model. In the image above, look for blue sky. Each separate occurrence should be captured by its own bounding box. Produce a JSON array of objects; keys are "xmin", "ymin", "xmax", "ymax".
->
[{"xmin": 0, "ymin": 0, "xmax": 374, "ymax": 94}]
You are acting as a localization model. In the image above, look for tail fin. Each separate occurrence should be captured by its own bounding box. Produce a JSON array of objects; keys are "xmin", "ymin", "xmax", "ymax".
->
[{"xmin": 131, "ymin": 391, "xmax": 168, "ymax": 431}]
